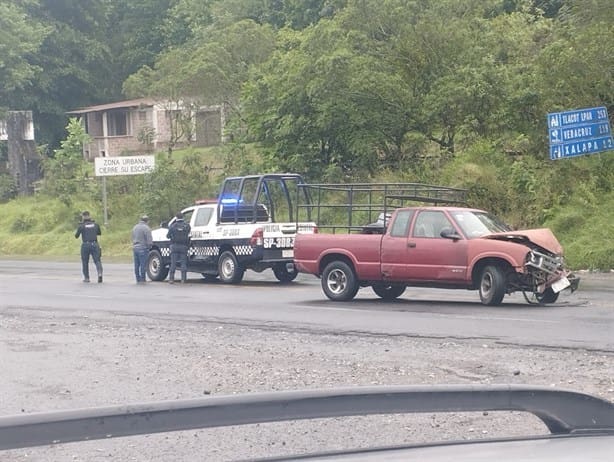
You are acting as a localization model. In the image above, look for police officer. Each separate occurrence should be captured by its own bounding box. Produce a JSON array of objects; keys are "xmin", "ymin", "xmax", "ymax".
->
[
  {"xmin": 75, "ymin": 210, "xmax": 103, "ymax": 283},
  {"xmin": 166, "ymin": 212, "xmax": 191, "ymax": 284}
]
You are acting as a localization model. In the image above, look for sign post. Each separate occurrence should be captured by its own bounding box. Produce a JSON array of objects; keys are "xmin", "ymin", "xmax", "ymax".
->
[
  {"xmin": 94, "ymin": 155, "xmax": 156, "ymax": 225},
  {"xmin": 547, "ymin": 106, "xmax": 613, "ymax": 160}
]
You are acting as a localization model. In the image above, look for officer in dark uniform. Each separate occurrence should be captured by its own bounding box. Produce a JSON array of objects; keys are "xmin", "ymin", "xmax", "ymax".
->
[
  {"xmin": 166, "ymin": 212, "xmax": 191, "ymax": 284},
  {"xmin": 75, "ymin": 210, "xmax": 103, "ymax": 283}
]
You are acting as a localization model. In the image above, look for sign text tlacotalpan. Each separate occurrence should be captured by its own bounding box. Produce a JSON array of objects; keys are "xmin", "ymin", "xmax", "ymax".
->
[
  {"xmin": 94, "ymin": 155, "xmax": 155, "ymax": 176},
  {"xmin": 548, "ymin": 106, "xmax": 613, "ymax": 160}
]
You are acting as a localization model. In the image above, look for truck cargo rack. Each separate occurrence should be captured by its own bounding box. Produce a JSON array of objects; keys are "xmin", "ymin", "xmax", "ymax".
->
[
  {"xmin": 297, "ymin": 182, "xmax": 468, "ymax": 233},
  {"xmin": 217, "ymin": 173, "xmax": 310, "ymax": 224}
]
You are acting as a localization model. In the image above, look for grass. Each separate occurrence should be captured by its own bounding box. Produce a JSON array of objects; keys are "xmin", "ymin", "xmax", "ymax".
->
[
  {"xmin": 1, "ymin": 190, "xmax": 612, "ymax": 271},
  {"xmin": 543, "ymin": 191, "xmax": 614, "ymax": 271},
  {"xmin": 0, "ymin": 145, "xmax": 237, "ymax": 261},
  {"xmin": 0, "ymin": 194, "xmax": 132, "ymax": 260},
  {"xmin": 1, "ymin": 144, "xmax": 612, "ymax": 270}
]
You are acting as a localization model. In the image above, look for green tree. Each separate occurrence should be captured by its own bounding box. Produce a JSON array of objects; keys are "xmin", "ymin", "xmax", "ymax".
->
[
  {"xmin": 242, "ymin": 0, "xmax": 570, "ymax": 181},
  {"xmin": 243, "ymin": 22, "xmax": 400, "ymax": 178},
  {"xmin": 0, "ymin": 1, "xmax": 48, "ymax": 101},
  {"xmin": 5, "ymin": 0, "xmax": 115, "ymax": 147},
  {"xmin": 124, "ymin": 18, "xmax": 276, "ymax": 149},
  {"xmin": 108, "ymin": 0, "xmax": 178, "ymax": 79},
  {"xmin": 535, "ymin": 0, "xmax": 613, "ymax": 111},
  {"xmin": 243, "ymin": 0, "xmax": 502, "ymax": 176},
  {"xmin": 209, "ymin": 0, "xmax": 345, "ymax": 29},
  {"xmin": 123, "ymin": 49, "xmax": 195, "ymax": 156},
  {"xmin": 41, "ymin": 118, "xmax": 94, "ymax": 206},
  {"xmin": 162, "ymin": 0, "xmax": 215, "ymax": 45},
  {"xmin": 139, "ymin": 153, "xmax": 217, "ymax": 220}
]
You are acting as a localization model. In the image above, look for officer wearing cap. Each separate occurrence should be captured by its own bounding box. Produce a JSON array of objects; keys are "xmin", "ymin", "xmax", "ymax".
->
[
  {"xmin": 132, "ymin": 214, "xmax": 153, "ymax": 284},
  {"xmin": 75, "ymin": 211, "xmax": 103, "ymax": 283}
]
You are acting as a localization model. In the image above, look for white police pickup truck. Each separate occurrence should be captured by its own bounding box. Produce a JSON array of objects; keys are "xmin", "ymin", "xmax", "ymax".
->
[{"xmin": 146, "ymin": 174, "xmax": 317, "ymax": 284}]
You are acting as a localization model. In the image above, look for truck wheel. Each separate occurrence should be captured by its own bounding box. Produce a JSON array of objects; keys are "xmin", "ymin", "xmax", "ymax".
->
[
  {"xmin": 218, "ymin": 251, "xmax": 244, "ymax": 284},
  {"xmin": 536, "ymin": 287, "xmax": 559, "ymax": 304},
  {"xmin": 273, "ymin": 263, "xmax": 298, "ymax": 283},
  {"xmin": 321, "ymin": 261, "xmax": 359, "ymax": 301},
  {"xmin": 372, "ymin": 283, "xmax": 406, "ymax": 300},
  {"xmin": 479, "ymin": 265, "xmax": 506, "ymax": 306},
  {"xmin": 147, "ymin": 249, "xmax": 168, "ymax": 281}
]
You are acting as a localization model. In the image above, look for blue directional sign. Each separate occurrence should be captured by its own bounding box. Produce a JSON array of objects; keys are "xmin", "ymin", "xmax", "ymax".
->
[{"xmin": 547, "ymin": 106, "xmax": 614, "ymax": 160}]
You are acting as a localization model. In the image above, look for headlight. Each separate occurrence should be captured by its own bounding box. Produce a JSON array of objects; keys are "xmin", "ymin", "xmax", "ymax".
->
[{"xmin": 526, "ymin": 250, "xmax": 561, "ymax": 274}]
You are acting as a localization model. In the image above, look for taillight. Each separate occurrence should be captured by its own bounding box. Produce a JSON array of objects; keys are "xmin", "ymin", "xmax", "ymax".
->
[{"xmin": 250, "ymin": 228, "xmax": 263, "ymax": 246}]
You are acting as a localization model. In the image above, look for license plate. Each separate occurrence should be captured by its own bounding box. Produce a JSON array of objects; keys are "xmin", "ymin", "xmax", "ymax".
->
[
  {"xmin": 282, "ymin": 250, "xmax": 294, "ymax": 258},
  {"xmin": 551, "ymin": 276, "xmax": 570, "ymax": 293}
]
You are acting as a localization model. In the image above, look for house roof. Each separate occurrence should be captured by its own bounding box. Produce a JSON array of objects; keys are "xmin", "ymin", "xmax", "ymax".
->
[{"xmin": 67, "ymin": 98, "xmax": 158, "ymax": 115}]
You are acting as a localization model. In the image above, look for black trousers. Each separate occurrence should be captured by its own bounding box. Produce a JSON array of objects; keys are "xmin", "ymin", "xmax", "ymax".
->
[
  {"xmin": 169, "ymin": 244, "xmax": 188, "ymax": 282},
  {"xmin": 81, "ymin": 242, "xmax": 102, "ymax": 280}
]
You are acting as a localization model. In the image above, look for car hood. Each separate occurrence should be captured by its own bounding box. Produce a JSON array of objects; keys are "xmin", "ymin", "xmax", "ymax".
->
[
  {"xmin": 151, "ymin": 227, "xmax": 169, "ymax": 241},
  {"xmin": 482, "ymin": 228, "xmax": 563, "ymax": 255}
]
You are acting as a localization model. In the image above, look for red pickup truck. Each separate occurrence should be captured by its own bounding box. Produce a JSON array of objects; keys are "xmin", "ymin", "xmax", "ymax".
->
[{"xmin": 293, "ymin": 206, "xmax": 579, "ymax": 305}]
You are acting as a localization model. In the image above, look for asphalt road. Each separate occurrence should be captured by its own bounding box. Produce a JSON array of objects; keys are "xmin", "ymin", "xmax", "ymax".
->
[
  {"xmin": 0, "ymin": 259, "xmax": 612, "ymax": 352},
  {"xmin": 1, "ymin": 259, "xmax": 613, "ymax": 461}
]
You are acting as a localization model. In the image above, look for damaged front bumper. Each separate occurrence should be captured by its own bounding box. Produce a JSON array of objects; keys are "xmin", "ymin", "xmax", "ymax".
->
[
  {"xmin": 548, "ymin": 270, "xmax": 580, "ymax": 294},
  {"xmin": 525, "ymin": 249, "xmax": 580, "ymax": 294}
]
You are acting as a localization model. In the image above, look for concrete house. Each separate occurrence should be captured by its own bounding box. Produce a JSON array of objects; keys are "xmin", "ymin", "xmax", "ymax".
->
[{"xmin": 68, "ymin": 98, "xmax": 224, "ymax": 160}]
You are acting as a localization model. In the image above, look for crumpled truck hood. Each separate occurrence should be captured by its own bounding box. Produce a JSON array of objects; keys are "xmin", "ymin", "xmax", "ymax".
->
[{"xmin": 482, "ymin": 228, "xmax": 563, "ymax": 255}]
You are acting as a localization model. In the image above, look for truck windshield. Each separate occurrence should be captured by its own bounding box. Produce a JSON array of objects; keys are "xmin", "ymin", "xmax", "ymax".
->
[{"xmin": 450, "ymin": 211, "xmax": 511, "ymax": 238}]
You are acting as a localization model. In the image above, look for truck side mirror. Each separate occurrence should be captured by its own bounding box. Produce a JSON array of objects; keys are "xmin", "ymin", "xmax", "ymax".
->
[{"xmin": 440, "ymin": 227, "xmax": 461, "ymax": 240}]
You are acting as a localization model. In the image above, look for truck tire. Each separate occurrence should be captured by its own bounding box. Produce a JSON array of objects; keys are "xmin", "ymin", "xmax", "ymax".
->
[
  {"xmin": 147, "ymin": 249, "xmax": 169, "ymax": 281},
  {"xmin": 479, "ymin": 265, "xmax": 506, "ymax": 306},
  {"xmin": 273, "ymin": 263, "xmax": 298, "ymax": 283},
  {"xmin": 218, "ymin": 250, "xmax": 245, "ymax": 284},
  {"xmin": 372, "ymin": 283, "xmax": 406, "ymax": 300},
  {"xmin": 536, "ymin": 287, "xmax": 559, "ymax": 304},
  {"xmin": 321, "ymin": 261, "xmax": 359, "ymax": 301}
]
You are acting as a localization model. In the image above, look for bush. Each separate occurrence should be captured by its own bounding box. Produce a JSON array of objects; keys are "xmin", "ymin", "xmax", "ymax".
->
[
  {"xmin": 10, "ymin": 215, "xmax": 35, "ymax": 232},
  {"xmin": 0, "ymin": 173, "xmax": 17, "ymax": 202}
]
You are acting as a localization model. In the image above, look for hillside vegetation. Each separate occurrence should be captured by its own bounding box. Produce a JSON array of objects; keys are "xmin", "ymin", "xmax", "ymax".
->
[
  {"xmin": 0, "ymin": 144, "xmax": 612, "ymax": 270},
  {"xmin": 1, "ymin": 0, "xmax": 613, "ymax": 270}
]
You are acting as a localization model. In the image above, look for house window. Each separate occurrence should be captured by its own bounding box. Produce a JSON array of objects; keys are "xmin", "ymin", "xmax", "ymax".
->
[{"xmin": 107, "ymin": 110, "xmax": 130, "ymax": 136}]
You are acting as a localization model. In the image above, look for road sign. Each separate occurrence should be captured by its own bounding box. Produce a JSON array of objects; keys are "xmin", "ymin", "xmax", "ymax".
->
[
  {"xmin": 94, "ymin": 155, "xmax": 156, "ymax": 225},
  {"xmin": 94, "ymin": 155, "xmax": 155, "ymax": 176},
  {"xmin": 547, "ymin": 106, "xmax": 614, "ymax": 160}
]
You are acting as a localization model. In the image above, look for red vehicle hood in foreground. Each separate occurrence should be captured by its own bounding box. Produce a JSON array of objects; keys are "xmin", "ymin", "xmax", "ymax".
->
[{"xmin": 483, "ymin": 228, "xmax": 563, "ymax": 255}]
